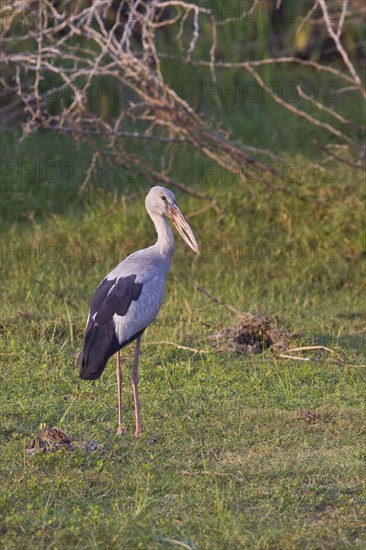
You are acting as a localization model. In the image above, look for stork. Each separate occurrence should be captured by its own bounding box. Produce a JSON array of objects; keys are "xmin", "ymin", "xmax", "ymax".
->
[{"xmin": 79, "ymin": 186, "xmax": 200, "ymax": 436}]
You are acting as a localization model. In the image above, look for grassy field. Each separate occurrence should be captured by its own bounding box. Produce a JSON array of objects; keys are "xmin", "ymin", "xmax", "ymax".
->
[{"xmin": 1, "ymin": 107, "xmax": 365, "ymax": 550}]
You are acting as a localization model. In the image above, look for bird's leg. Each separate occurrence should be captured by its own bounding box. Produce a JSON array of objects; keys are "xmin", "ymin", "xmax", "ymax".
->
[
  {"xmin": 131, "ymin": 334, "xmax": 142, "ymax": 436},
  {"xmin": 116, "ymin": 350, "xmax": 125, "ymax": 435}
]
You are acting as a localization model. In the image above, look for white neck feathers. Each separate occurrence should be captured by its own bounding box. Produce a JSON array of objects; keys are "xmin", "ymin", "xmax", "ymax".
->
[{"xmin": 149, "ymin": 211, "xmax": 176, "ymax": 262}]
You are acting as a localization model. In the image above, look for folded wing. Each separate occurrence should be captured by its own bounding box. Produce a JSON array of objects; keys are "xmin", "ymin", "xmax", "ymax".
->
[{"xmin": 79, "ymin": 274, "xmax": 143, "ymax": 380}]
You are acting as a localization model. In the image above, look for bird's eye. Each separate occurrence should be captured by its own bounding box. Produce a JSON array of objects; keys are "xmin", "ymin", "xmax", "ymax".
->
[{"xmin": 161, "ymin": 196, "xmax": 167, "ymax": 202}]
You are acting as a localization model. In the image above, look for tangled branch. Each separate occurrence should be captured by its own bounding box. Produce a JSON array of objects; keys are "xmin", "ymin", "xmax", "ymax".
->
[{"xmin": 1, "ymin": 0, "xmax": 365, "ymax": 201}]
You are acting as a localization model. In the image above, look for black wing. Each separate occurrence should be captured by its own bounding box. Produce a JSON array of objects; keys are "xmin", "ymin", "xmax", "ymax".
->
[
  {"xmin": 86, "ymin": 277, "xmax": 117, "ymax": 331},
  {"xmin": 79, "ymin": 274, "xmax": 143, "ymax": 380},
  {"xmin": 94, "ymin": 275, "xmax": 143, "ymax": 325}
]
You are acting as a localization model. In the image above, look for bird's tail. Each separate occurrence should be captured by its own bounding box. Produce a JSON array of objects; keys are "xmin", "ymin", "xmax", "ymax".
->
[{"xmin": 79, "ymin": 324, "xmax": 119, "ymax": 380}]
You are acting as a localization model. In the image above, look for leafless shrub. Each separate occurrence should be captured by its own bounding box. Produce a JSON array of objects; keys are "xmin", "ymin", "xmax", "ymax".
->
[{"xmin": 0, "ymin": 0, "xmax": 365, "ymax": 203}]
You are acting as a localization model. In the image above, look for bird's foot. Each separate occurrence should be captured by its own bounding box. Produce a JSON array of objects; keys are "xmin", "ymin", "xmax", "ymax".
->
[
  {"xmin": 134, "ymin": 429, "xmax": 141, "ymax": 437},
  {"xmin": 117, "ymin": 426, "xmax": 127, "ymax": 435}
]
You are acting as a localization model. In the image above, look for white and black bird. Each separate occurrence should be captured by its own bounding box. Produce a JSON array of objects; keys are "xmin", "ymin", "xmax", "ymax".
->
[{"xmin": 79, "ymin": 186, "xmax": 200, "ymax": 435}]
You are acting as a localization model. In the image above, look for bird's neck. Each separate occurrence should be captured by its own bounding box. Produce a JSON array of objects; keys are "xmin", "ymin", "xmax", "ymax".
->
[{"xmin": 151, "ymin": 212, "xmax": 175, "ymax": 263}]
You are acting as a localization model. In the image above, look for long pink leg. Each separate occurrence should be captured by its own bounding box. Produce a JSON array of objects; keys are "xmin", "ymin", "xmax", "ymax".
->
[
  {"xmin": 116, "ymin": 350, "xmax": 124, "ymax": 435},
  {"xmin": 132, "ymin": 335, "xmax": 142, "ymax": 436}
]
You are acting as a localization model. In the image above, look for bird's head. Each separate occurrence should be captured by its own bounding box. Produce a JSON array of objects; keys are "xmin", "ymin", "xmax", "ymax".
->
[{"xmin": 145, "ymin": 186, "xmax": 200, "ymax": 254}]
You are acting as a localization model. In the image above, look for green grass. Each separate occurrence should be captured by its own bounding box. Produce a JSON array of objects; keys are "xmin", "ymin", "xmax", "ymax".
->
[{"xmin": 1, "ymin": 104, "xmax": 365, "ymax": 550}]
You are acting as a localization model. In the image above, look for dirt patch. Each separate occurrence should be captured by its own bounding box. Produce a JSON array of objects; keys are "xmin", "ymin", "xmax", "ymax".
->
[
  {"xmin": 296, "ymin": 410, "xmax": 321, "ymax": 423},
  {"xmin": 296, "ymin": 410, "xmax": 333, "ymax": 424},
  {"xmin": 311, "ymin": 504, "xmax": 339, "ymax": 524}
]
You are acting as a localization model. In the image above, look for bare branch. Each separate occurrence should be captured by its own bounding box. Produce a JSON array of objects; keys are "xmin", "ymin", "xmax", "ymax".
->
[
  {"xmin": 296, "ymin": 85, "xmax": 351, "ymax": 126},
  {"xmin": 245, "ymin": 64, "xmax": 356, "ymax": 147},
  {"xmin": 1, "ymin": 0, "xmax": 364, "ymax": 204},
  {"xmin": 318, "ymin": 0, "xmax": 365, "ymax": 98},
  {"xmin": 337, "ymin": 0, "xmax": 349, "ymax": 38},
  {"xmin": 216, "ymin": 0, "xmax": 259, "ymax": 26}
]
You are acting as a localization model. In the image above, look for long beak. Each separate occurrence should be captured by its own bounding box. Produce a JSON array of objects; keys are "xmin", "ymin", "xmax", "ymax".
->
[{"xmin": 169, "ymin": 204, "xmax": 200, "ymax": 254}]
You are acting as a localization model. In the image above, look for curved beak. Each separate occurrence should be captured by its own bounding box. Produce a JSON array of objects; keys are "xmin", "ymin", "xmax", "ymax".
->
[{"xmin": 169, "ymin": 204, "xmax": 200, "ymax": 255}]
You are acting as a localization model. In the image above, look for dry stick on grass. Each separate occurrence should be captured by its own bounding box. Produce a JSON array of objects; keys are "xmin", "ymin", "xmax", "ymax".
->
[
  {"xmin": 288, "ymin": 345, "xmax": 343, "ymax": 357},
  {"xmin": 277, "ymin": 356, "xmax": 365, "ymax": 366},
  {"xmin": 278, "ymin": 354, "xmax": 315, "ymax": 362},
  {"xmin": 278, "ymin": 345, "xmax": 344, "ymax": 363},
  {"xmin": 146, "ymin": 341, "xmax": 211, "ymax": 354},
  {"xmin": 188, "ymin": 282, "xmax": 243, "ymax": 316}
]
